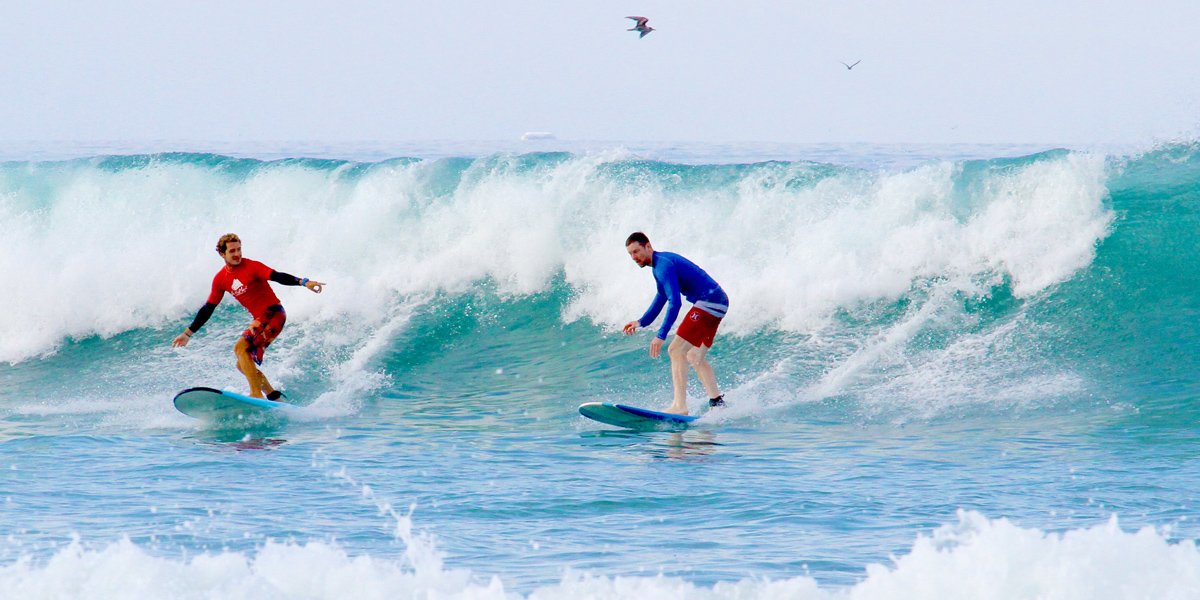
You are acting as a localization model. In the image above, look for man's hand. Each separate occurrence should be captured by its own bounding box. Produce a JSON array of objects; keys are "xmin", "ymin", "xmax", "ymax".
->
[
  {"xmin": 304, "ymin": 280, "xmax": 326, "ymax": 294},
  {"xmin": 622, "ymin": 321, "xmax": 638, "ymax": 335},
  {"xmin": 649, "ymin": 337, "xmax": 663, "ymax": 358},
  {"xmin": 172, "ymin": 332, "xmax": 191, "ymax": 348}
]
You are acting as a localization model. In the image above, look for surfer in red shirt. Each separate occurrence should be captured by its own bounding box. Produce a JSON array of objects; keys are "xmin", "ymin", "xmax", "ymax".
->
[{"xmin": 172, "ymin": 233, "xmax": 325, "ymax": 401}]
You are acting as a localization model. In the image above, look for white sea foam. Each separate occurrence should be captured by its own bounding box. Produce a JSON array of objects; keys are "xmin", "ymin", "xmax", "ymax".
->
[
  {"xmin": 2, "ymin": 511, "xmax": 1197, "ymax": 599},
  {"xmin": 0, "ymin": 150, "xmax": 1111, "ymax": 380},
  {"xmin": 564, "ymin": 152, "xmax": 1112, "ymax": 333}
]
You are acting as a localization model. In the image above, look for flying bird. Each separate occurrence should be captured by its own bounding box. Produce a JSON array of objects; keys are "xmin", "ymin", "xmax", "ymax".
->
[
  {"xmin": 841, "ymin": 60, "xmax": 862, "ymax": 70},
  {"xmin": 627, "ymin": 16, "xmax": 654, "ymax": 38}
]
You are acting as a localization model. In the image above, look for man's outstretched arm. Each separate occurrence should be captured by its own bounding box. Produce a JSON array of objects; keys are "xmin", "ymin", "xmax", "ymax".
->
[
  {"xmin": 270, "ymin": 270, "xmax": 325, "ymax": 293},
  {"xmin": 173, "ymin": 302, "xmax": 218, "ymax": 347}
]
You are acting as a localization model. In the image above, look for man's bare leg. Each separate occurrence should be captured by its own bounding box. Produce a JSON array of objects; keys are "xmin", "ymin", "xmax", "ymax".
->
[
  {"xmin": 234, "ymin": 338, "xmax": 274, "ymax": 398},
  {"xmin": 686, "ymin": 344, "xmax": 721, "ymax": 400},
  {"xmin": 665, "ymin": 336, "xmax": 694, "ymax": 414},
  {"xmin": 255, "ymin": 370, "xmax": 275, "ymax": 397}
]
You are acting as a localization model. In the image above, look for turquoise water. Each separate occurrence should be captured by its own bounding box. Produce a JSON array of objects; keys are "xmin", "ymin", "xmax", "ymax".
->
[{"xmin": 3, "ymin": 142, "xmax": 1200, "ymax": 597}]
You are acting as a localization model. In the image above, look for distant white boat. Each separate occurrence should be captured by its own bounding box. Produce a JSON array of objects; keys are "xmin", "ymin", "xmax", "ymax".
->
[{"xmin": 521, "ymin": 132, "xmax": 556, "ymax": 141}]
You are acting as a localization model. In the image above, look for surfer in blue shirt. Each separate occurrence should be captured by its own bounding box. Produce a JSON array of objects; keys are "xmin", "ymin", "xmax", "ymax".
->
[{"xmin": 622, "ymin": 232, "xmax": 728, "ymax": 415}]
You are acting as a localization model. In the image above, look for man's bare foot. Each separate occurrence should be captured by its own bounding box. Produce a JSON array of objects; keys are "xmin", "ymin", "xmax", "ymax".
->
[{"xmin": 663, "ymin": 404, "xmax": 689, "ymax": 416}]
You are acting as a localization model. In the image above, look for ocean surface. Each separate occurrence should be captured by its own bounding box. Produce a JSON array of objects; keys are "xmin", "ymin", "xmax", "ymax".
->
[{"xmin": 3, "ymin": 140, "xmax": 1200, "ymax": 598}]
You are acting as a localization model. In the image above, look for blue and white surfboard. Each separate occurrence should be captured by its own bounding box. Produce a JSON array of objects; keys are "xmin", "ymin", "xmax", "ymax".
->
[
  {"xmin": 578, "ymin": 402, "xmax": 700, "ymax": 430},
  {"xmin": 173, "ymin": 387, "xmax": 299, "ymax": 421}
]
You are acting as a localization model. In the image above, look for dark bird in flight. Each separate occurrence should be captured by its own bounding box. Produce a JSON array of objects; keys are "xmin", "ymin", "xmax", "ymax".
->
[
  {"xmin": 841, "ymin": 60, "xmax": 862, "ymax": 70},
  {"xmin": 627, "ymin": 16, "xmax": 654, "ymax": 38}
]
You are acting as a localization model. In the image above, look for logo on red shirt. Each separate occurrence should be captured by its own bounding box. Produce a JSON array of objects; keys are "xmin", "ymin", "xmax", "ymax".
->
[{"xmin": 206, "ymin": 259, "xmax": 281, "ymax": 320}]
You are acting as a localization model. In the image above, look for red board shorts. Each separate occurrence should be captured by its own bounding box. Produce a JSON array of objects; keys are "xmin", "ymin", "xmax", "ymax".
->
[
  {"xmin": 242, "ymin": 304, "xmax": 286, "ymax": 366},
  {"xmin": 675, "ymin": 306, "xmax": 722, "ymax": 348}
]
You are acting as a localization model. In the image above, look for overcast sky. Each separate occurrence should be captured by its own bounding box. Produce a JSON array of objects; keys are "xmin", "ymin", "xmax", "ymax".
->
[{"xmin": 1, "ymin": 1, "xmax": 1197, "ymax": 145}]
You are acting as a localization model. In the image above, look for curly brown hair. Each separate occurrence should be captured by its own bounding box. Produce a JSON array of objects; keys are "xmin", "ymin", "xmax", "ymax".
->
[{"xmin": 216, "ymin": 233, "xmax": 241, "ymax": 254}]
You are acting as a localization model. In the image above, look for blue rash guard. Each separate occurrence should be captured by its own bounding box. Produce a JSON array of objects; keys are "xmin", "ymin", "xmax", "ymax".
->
[{"xmin": 637, "ymin": 251, "xmax": 729, "ymax": 340}]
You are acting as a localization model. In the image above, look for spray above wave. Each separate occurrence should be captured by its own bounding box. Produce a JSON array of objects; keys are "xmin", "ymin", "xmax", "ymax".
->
[
  {"xmin": 1, "ymin": 511, "xmax": 1196, "ymax": 599},
  {"xmin": 0, "ymin": 149, "xmax": 1112, "ymax": 367}
]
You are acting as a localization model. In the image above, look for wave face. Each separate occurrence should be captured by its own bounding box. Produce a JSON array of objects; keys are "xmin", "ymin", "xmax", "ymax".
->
[{"xmin": 0, "ymin": 150, "xmax": 1115, "ymax": 390}]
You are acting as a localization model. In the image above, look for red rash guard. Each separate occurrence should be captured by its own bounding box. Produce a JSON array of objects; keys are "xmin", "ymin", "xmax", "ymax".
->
[{"xmin": 207, "ymin": 258, "xmax": 283, "ymax": 321}]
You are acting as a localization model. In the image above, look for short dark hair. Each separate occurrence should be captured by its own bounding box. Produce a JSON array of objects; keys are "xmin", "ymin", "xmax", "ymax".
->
[{"xmin": 625, "ymin": 231, "xmax": 650, "ymax": 246}]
